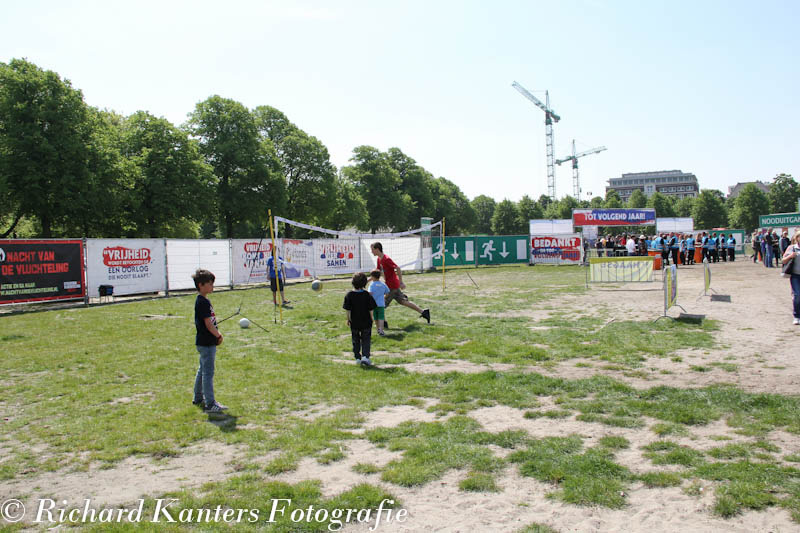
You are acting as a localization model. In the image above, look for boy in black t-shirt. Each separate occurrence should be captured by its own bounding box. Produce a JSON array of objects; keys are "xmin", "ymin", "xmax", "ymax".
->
[
  {"xmin": 343, "ymin": 272, "xmax": 377, "ymax": 367},
  {"xmin": 192, "ymin": 269, "xmax": 227, "ymax": 413}
]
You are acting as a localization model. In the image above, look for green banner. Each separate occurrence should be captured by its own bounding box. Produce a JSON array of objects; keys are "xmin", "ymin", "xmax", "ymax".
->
[
  {"xmin": 759, "ymin": 212, "xmax": 800, "ymax": 227},
  {"xmin": 432, "ymin": 236, "xmax": 475, "ymax": 267},
  {"xmin": 476, "ymin": 235, "xmax": 529, "ymax": 265}
]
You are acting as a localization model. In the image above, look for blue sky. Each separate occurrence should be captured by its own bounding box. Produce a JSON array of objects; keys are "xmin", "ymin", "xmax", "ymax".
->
[{"xmin": 2, "ymin": 0, "xmax": 798, "ymax": 203}]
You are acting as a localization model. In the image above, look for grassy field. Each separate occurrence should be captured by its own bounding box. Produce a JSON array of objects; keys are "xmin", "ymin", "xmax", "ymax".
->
[{"xmin": 2, "ymin": 265, "xmax": 800, "ymax": 531}]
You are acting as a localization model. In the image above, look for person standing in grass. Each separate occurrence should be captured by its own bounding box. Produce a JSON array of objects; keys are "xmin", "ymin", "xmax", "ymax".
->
[
  {"xmin": 368, "ymin": 270, "xmax": 390, "ymax": 336},
  {"xmin": 267, "ymin": 248, "xmax": 291, "ymax": 307},
  {"xmin": 370, "ymin": 242, "xmax": 430, "ymax": 323},
  {"xmin": 191, "ymin": 269, "xmax": 227, "ymax": 414},
  {"xmin": 343, "ymin": 272, "xmax": 377, "ymax": 366}
]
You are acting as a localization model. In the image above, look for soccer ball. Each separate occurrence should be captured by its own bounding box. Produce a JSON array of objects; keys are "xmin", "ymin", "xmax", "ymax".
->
[
  {"xmin": 311, "ymin": 279, "xmax": 322, "ymax": 292},
  {"xmin": 238, "ymin": 317, "xmax": 251, "ymax": 329}
]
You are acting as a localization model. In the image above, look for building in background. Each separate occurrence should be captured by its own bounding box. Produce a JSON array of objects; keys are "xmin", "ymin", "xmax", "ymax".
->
[
  {"xmin": 607, "ymin": 170, "xmax": 699, "ymax": 201},
  {"xmin": 727, "ymin": 180, "xmax": 771, "ymax": 200}
]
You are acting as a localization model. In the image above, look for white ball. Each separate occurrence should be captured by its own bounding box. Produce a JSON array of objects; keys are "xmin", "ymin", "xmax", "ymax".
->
[
  {"xmin": 311, "ymin": 279, "xmax": 322, "ymax": 292},
  {"xmin": 238, "ymin": 317, "xmax": 251, "ymax": 329}
]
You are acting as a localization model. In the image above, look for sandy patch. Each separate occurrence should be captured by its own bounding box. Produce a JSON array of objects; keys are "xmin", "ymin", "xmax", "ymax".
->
[{"xmin": 0, "ymin": 441, "xmax": 243, "ymax": 519}]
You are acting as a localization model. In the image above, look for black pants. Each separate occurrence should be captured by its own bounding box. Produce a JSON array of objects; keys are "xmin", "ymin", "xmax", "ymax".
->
[
  {"xmin": 728, "ymin": 248, "xmax": 735, "ymax": 261},
  {"xmin": 686, "ymin": 250, "xmax": 694, "ymax": 264},
  {"xmin": 711, "ymin": 249, "xmax": 718, "ymax": 262},
  {"xmin": 671, "ymin": 248, "xmax": 679, "ymax": 266},
  {"xmin": 661, "ymin": 250, "xmax": 669, "ymax": 265},
  {"xmin": 351, "ymin": 327, "xmax": 372, "ymax": 359}
]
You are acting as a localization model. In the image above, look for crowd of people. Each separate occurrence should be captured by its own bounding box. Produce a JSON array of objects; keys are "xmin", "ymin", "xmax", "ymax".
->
[
  {"xmin": 751, "ymin": 229, "xmax": 792, "ymax": 268},
  {"xmin": 592, "ymin": 231, "xmax": 738, "ymax": 267}
]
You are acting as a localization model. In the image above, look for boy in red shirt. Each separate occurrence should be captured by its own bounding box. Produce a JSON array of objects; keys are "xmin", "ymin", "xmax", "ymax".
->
[{"xmin": 370, "ymin": 242, "xmax": 430, "ymax": 323}]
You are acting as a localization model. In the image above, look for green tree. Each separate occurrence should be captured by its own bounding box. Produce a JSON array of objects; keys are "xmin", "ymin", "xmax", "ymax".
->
[
  {"xmin": 728, "ymin": 183, "xmax": 770, "ymax": 233},
  {"xmin": 386, "ymin": 148, "xmax": 436, "ymax": 230},
  {"xmin": 604, "ymin": 189, "xmax": 623, "ymax": 208},
  {"xmin": 589, "ymin": 196, "xmax": 604, "ymax": 208},
  {"xmin": 431, "ymin": 177, "xmax": 475, "ymax": 235},
  {"xmin": 341, "ymin": 146, "xmax": 408, "ymax": 232},
  {"xmin": 0, "ymin": 59, "xmax": 96, "ymax": 236},
  {"xmin": 516, "ymin": 195, "xmax": 542, "ymax": 232},
  {"xmin": 538, "ymin": 194, "xmax": 553, "ymax": 212},
  {"xmin": 253, "ymin": 106, "xmax": 337, "ymax": 228},
  {"xmin": 471, "ymin": 195, "xmax": 496, "ymax": 234},
  {"xmin": 323, "ymin": 173, "xmax": 369, "ymax": 231},
  {"xmin": 692, "ymin": 189, "xmax": 728, "ymax": 229},
  {"xmin": 627, "ymin": 189, "xmax": 647, "ymax": 208},
  {"xmin": 646, "ymin": 192, "xmax": 676, "ymax": 218},
  {"xmin": 490, "ymin": 199, "xmax": 520, "ymax": 235},
  {"xmin": 675, "ymin": 196, "xmax": 696, "ymax": 218},
  {"xmin": 120, "ymin": 111, "xmax": 211, "ymax": 237},
  {"xmin": 544, "ymin": 195, "xmax": 580, "ymax": 220},
  {"xmin": 768, "ymin": 173, "xmax": 800, "ymax": 214},
  {"xmin": 188, "ymin": 96, "xmax": 286, "ymax": 237}
]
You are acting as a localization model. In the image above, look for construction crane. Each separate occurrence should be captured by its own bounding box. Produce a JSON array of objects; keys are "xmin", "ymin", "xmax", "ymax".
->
[
  {"xmin": 511, "ymin": 81, "xmax": 560, "ymax": 200},
  {"xmin": 556, "ymin": 140, "xmax": 607, "ymax": 201}
]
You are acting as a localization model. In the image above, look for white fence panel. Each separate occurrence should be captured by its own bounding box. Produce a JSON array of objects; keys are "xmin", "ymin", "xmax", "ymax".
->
[{"xmin": 166, "ymin": 240, "xmax": 230, "ymax": 290}]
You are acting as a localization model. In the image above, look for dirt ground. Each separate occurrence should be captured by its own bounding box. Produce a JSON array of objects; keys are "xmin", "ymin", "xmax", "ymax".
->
[{"xmin": 3, "ymin": 259, "xmax": 799, "ymax": 532}]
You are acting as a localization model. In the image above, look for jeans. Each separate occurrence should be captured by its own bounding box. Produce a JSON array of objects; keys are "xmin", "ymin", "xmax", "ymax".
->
[
  {"xmin": 791, "ymin": 274, "xmax": 800, "ymax": 319},
  {"xmin": 351, "ymin": 327, "xmax": 372, "ymax": 359},
  {"xmin": 765, "ymin": 246, "xmax": 774, "ymax": 268},
  {"xmin": 194, "ymin": 345, "xmax": 216, "ymax": 407}
]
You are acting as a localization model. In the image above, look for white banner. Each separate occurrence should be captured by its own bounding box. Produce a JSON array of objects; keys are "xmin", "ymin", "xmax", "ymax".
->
[
  {"xmin": 231, "ymin": 239, "xmax": 271, "ymax": 285},
  {"xmin": 166, "ymin": 240, "xmax": 230, "ymax": 291},
  {"xmin": 86, "ymin": 239, "xmax": 166, "ymax": 297},
  {"xmin": 656, "ymin": 217, "xmax": 694, "ymax": 233},
  {"xmin": 316, "ymin": 238, "xmax": 362, "ymax": 275},
  {"xmin": 529, "ymin": 219, "xmax": 574, "ymax": 235}
]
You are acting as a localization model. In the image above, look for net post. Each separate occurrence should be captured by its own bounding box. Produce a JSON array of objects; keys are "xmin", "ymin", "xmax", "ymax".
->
[
  {"xmin": 268, "ymin": 209, "xmax": 282, "ymax": 325},
  {"xmin": 442, "ymin": 217, "xmax": 446, "ymax": 291}
]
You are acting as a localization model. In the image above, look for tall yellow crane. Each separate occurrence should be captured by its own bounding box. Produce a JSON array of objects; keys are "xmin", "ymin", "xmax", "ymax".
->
[
  {"xmin": 512, "ymin": 81, "xmax": 561, "ymax": 200},
  {"xmin": 556, "ymin": 140, "xmax": 606, "ymax": 201}
]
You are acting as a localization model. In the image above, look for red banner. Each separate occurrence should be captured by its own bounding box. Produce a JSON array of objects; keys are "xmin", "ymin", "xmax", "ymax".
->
[{"xmin": 0, "ymin": 240, "xmax": 85, "ymax": 304}]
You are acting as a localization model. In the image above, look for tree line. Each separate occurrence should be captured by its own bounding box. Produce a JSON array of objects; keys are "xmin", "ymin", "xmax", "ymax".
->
[{"xmin": 1, "ymin": 59, "xmax": 797, "ymax": 239}]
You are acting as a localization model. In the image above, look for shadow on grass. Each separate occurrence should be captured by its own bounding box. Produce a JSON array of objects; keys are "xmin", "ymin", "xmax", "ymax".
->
[
  {"xmin": 1, "ymin": 334, "xmax": 25, "ymax": 341},
  {"xmin": 207, "ymin": 413, "xmax": 238, "ymax": 432}
]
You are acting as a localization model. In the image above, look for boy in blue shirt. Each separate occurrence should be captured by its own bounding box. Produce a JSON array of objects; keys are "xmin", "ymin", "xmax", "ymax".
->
[
  {"xmin": 368, "ymin": 270, "xmax": 390, "ymax": 336},
  {"xmin": 267, "ymin": 249, "xmax": 291, "ymax": 307}
]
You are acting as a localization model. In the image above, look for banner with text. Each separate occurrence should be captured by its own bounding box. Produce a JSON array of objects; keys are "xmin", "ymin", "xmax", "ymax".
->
[
  {"xmin": 87, "ymin": 239, "xmax": 166, "ymax": 297},
  {"xmin": 589, "ymin": 256, "xmax": 655, "ymax": 283},
  {"xmin": 665, "ymin": 265, "xmax": 678, "ymax": 311},
  {"xmin": 530, "ymin": 234, "xmax": 583, "ymax": 265},
  {"xmin": 231, "ymin": 239, "xmax": 309, "ymax": 285},
  {"xmin": 0, "ymin": 240, "xmax": 85, "ymax": 304},
  {"xmin": 573, "ymin": 208, "xmax": 656, "ymax": 227}
]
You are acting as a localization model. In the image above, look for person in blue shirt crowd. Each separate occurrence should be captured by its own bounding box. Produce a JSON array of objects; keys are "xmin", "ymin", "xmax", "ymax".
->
[
  {"xmin": 686, "ymin": 234, "xmax": 695, "ymax": 265},
  {"xmin": 726, "ymin": 234, "xmax": 736, "ymax": 262},
  {"xmin": 668, "ymin": 232, "xmax": 680, "ymax": 267},
  {"xmin": 719, "ymin": 233, "xmax": 727, "ymax": 262},
  {"xmin": 710, "ymin": 233, "xmax": 719, "ymax": 263}
]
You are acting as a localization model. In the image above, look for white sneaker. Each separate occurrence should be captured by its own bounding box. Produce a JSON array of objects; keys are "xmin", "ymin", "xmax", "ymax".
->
[{"xmin": 794, "ymin": 318, "xmax": 800, "ymax": 325}]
